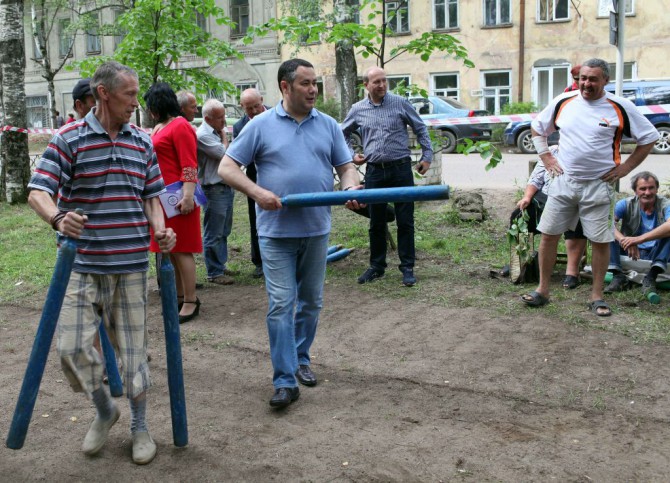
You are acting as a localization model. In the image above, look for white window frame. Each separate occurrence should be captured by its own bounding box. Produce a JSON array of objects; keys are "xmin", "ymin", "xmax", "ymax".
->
[
  {"xmin": 531, "ymin": 64, "xmax": 570, "ymax": 110},
  {"xmin": 597, "ymin": 0, "xmax": 634, "ymax": 17},
  {"xmin": 607, "ymin": 62, "xmax": 637, "ymax": 82},
  {"xmin": 26, "ymin": 95, "xmax": 49, "ymax": 128},
  {"xmin": 386, "ymin": 1, "xmax": 410, "ymax": 34},
  {"xmin": 58, "ymin": 18, "xmax": 73, "ymax": 58},
  {"xmin": 86, "ymin": 14, "xmax": 101, "ymax": 55},
  {"xmin": 483, "ymin": 0, "xmax": 511, "ymax": 26},
  {"xmin": 433, "ymin": 0, "xmax": 458, "ymax": 30},
  {"xmin": 431, "ymin": 73, "xmax": 460, "ymax": 100},
  {"xmin": 387, "ymin": 75, "xmax": 412, "ymax": 94},
  {"xmin": 480, "ymin": 70, "xmax": 511, "ymax": 115},
  {"xmin": 537, "ymin": 0, "xmax": 569, "ymax": 22}
]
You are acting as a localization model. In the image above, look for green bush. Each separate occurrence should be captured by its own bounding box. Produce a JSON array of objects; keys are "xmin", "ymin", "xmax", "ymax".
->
[
  {"xmin": 501, "ymin": 102, "xmax": 538, "ymax": 115},
  {"xmin": 316, "ymin": 97, "xmax": 342, "ymax": 122}
]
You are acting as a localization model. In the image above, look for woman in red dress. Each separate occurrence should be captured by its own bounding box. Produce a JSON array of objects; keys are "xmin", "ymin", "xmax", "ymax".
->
[{"xmin": 144, "ymin": 83, "xmax": 202, "ymax": 323}]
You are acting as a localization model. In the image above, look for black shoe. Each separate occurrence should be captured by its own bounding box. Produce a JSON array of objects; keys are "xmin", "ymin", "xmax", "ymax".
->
[
  {"xmin": 604, "ymin": 273, "xmax": 630, "ymax": 293},
  {"xmin": 269, "ymin": 387, "xmax": 300, "ymax": 408},
  {"xmin": 402, "ymin": 269, "xmax": 416, "ymax": 287},
  {"xmin": 252, "ymin": 265, "xmax": 264, "ymax": 278},
  {"xmin": 296, "ymin": 365, "xmax": 317, "ymax": 387},
  {"xmin": 358, "ymin": 268, "xmax": 384, "ymax": 284},
  {"xmin": 642, "ymin": 275, "xmax": 657, "ymax": 295},
  {"xmin": 179, "ymin": 298, "xmax": 201, "ymax": 324}
]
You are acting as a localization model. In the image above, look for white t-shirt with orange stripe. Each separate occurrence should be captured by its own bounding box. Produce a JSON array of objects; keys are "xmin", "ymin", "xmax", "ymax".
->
[{"xmin": 531, "ymin": 91, "xmax": 659, "ymax": 181}]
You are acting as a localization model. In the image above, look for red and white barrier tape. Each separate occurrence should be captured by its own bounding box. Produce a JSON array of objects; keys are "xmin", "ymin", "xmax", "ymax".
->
[{"xmin": 2, "ymin": 105, "xmax": 669, "ymax": 133}]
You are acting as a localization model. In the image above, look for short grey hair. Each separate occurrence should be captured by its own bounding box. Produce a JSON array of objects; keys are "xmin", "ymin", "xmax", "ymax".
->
[
  {"xmin": 202, "ymin": 98, "xmax": 224, "ymax": 118},
  {"xmin": 90, "ymin": 61, "xmax": 137, "ymax": 100},
  {"xmin": 176, "ymin": 90, "xmax": 196, "ymax": 109},
  {"xmin": 582, "ymin": 58, "xmax": 610, "ymax": 80},
  {"xmin": 631, "ymin": 171, "xmax": 660, "ymax": 191}
]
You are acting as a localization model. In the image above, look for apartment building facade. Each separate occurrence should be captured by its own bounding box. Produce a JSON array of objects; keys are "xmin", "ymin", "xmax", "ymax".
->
[{"xmin": 22, "ymin": 0, "xmax": 669, "ymax": 128}]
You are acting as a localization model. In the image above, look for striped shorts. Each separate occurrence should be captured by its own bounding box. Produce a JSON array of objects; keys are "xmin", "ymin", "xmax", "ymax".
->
[{"xmin": 57, "ymin": 271, "xmax": 151, "ymax": 399}]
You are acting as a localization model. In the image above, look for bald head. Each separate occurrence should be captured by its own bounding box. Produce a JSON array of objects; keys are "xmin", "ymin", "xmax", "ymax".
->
[
  {"xmin": 363, "ymin": 67, "xmax": 387, "ymax": 104},
  {"xmin": 239, "ymin": 88, "xmax": 265, "ymax": 119}
]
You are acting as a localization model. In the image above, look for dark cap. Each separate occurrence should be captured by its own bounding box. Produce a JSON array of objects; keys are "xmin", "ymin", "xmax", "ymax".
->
[{"xmin": 72, "ymin": 78, "xmax": 93, "ymax": 103}]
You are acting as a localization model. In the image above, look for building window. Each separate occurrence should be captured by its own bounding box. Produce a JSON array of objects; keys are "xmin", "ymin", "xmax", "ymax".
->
[
  {"xmin": 59, "ymin": 18, "xmax": 73, "ymax": 58},
  {"xmin": 387, "ymin": 75, "xmax": 411, "ymax": 93},
  {"xmin": 231, "ymin": 0, "xmax": 249, "ymax": 37},
  {"xmin": 345, "ymin": 0, "xmax": 360, "ymax": 24},
  {"xmin": 484, "ymin": 0, "xmax": 511, "ymax": 26},
  {"xmin": 26, "ymin": 96, "xmax": 49, "ymax": 128},
  {"xmin": 537, "ymin": 0, "xmax": 568, "ymax": 22},
  {"xmin": 195, "ymin": 10, "xmax": 207, "ymax": 32},
  {"xmin": 32, "ymin": 23, "xmax": 44, "ymax": 60},
  {"xmin": 431, "ymin": 73, "xmax": 460, "ymax": 100},
  {"xmin": 386, "ymin": 1, "xmax": 410, "ymax": 34},
  {"xmin": 533, "ymin": 65, "xmax": 569, "ymax": 109},
  {"xmin": 607, "ymin": 62, "xmax": 636, "ymax": 81},
  {"xmin": 434, "ymin": 0, "xmax": 458, "ymax": 30},
  {"xmin": 86, "ymin": 15, "xmax": 101, "ymax": 55},
  {"xmin": 113, "ymin": 10, "xmax": 126, "ymax": 50},
  {"xmin": 597, "ymin": 0, "xmax": 634, "ymax": 17},
  {"xmin": 481, "ymin": 70, "xmax": 510, "ymax": 114}
]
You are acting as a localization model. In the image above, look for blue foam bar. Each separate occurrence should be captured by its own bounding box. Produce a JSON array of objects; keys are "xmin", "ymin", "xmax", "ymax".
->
[{"xmin": 280, "ymin": 185, "xmax": 450, "ymax": 207}]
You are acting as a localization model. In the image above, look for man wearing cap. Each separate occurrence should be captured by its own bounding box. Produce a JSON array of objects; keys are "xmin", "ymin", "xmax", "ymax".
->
[{"xmin": 72, "ymin": 78, "xmax": 96, "ymax": 119}]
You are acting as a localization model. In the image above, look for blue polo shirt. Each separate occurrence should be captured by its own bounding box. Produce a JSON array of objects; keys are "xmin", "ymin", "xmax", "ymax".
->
[{"xmin": 226, "ymin": 102, "xmax": 352, "ymax": 238}]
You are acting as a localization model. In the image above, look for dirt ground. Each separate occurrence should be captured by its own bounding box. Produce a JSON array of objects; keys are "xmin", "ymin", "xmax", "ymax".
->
[{"xmin": 2, "ymin": 189, "xmax": 670, "ymax": 482}]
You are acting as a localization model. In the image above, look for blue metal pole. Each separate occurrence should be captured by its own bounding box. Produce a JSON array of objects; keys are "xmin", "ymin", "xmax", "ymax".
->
[
  {"xmin": 98, "ymin": 323, "xmax": 123, "ymax": 398},
  {"xmin": 327, "ymin": 248, "xmax": 353, "ymax": 263},
  {"xmin": 327, "ymin": 244, "xmax": 343, "ymax": 255},
  {"xmin": 159, "ymin": 256, "xmax": 188, "ymax": 447},
  {"xmin": 6, "ymin": 237, "xmax": 77, "ymax": 450},
  {"xmin": 280, "ymin": 185, "xmax": 450, "ymax": 207}
]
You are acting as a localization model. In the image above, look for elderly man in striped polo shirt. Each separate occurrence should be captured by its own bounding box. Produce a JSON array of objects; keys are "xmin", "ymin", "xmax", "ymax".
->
[
  {"xmin": 342, "ymin": 66, "xmax": 433, "ymax": 287},
  {"xmin": 27, "ymin": 61, "xmax": 176, "ymax": 465}
]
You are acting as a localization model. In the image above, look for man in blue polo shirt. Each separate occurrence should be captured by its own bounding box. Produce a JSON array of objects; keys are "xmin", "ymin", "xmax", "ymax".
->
[{"xmin": 219, "ymin": 58, "xmax": 360, "ymax": 409}]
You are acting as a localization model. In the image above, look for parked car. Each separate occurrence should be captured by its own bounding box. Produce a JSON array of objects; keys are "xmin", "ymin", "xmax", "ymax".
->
[
  {"xmin": 503, "ymin": 80, "xmax": 670, "ymax": 154},
  {"xmin": 408, "ymin": 96, "xmax": 491, "ymax": 153}
]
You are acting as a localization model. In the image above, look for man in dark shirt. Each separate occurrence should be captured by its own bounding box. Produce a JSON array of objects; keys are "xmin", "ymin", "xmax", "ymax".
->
[
  {"xmin": 233, "ymin": 88, "xmax": 269, "ymax": 278},
  {"xmin": 342, "ymin": 66, "xmax": 433, "ymax": 287}
]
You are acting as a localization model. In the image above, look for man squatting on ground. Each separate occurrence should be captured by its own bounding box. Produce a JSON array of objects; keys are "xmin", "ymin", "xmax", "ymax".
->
[
  {"xmin": 521, "ymin": 58, "xmax": 659, "ymax": 316},
  {"xmin": 341, "ymin": 66, "xmax": 433, "ymax": 287},
  {"xmin": 233, "ymin": 88, "xmax": 270, "ymax": 279},
  {"xmin": 218, "ymin": 59, "xmax": 360, "ymax": 409},
  {"xmin": 197, "ymin": 99, "xmax": 236, "ymax": 285},
  {"xmin": 27, "ymin": 61, "xmax": 176, "ymax": 464},
  {"xmin": 605, "ymin": 171, "xmax": 670, "ymax": 294}
]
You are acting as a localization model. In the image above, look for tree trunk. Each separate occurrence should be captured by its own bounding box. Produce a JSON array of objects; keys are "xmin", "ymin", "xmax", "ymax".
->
[
  {"xmin": 0, "ymin": 0, "xmax": 31, "ymax": 203},
  {"xmin": 336, "ymin": 39, "xmax": 357, "ymax": 119},
  {"xmin": 333, "ymin": 0, "xmax": 358, "ymax": 119}
]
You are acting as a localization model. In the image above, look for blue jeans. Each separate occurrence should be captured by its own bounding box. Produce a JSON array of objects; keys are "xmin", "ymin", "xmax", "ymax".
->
[
  {"xmin": 259, "ymin": 234, "xmax": 328, "ymax": 389},
  {"xmin": 365, "ymin": 160, "xmax": 415, "ymax": 272},
  {"xmin": 202, "ymin": 184, "xmax": 234, "ymax": 279},
  {"xmin": 608, "ymin": 237, "xmax": 670, "ymax": 272}
]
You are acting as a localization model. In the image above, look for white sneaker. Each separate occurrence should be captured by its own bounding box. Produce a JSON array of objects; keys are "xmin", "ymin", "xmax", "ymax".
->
[
  {"xmin": 82, "ymin": 405, "xmax": 120, "ymax": 455},
  {"xmin": 132, "ymin": 431, "xmax": 157, "ymax": 465}
]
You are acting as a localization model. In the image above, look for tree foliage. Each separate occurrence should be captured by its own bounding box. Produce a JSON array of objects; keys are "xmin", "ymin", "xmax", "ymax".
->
[{"xmin": 75, "ymin": 0, "xmax": 241, "ymax": 100}]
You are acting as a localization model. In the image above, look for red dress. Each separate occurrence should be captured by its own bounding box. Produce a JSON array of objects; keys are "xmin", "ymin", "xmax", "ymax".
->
[{"xmin": 149, "ymin": 116, "xmax": 203, "ymax": 253}]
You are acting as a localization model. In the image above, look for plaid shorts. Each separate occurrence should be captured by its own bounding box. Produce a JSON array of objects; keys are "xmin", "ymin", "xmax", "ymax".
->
[{"xmin": 57, "ymin": 271, "xmax": 151, "ymax": 399}]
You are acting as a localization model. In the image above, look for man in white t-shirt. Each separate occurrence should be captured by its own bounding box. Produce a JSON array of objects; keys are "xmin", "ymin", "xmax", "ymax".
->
[{"xmin": 521, "ymin": 58, "xmax": 659, "ymax": 316}]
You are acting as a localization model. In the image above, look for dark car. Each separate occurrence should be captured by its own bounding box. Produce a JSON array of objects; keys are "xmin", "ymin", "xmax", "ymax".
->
[
  {"xmin": 503, "ymin": 80, "xmax": 670, "ymax": 154},
  {"xmin": 409, "ymin": 96, "xmax": 491, "ymax": 153}
]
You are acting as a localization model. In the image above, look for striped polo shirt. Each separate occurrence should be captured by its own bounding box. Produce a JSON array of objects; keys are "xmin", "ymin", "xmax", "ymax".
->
[
  {"xmin": 341, "ymin": 92, "xmax": 433, "ymax": 164},
  {"xmin": 28, "ymin": 108, "xmax": 165, "ymax": 274}
]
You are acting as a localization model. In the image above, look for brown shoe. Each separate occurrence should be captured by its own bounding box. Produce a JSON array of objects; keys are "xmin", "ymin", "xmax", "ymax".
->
[{"xmin": 208, "ymin": 275, "xmax": 234, "ymax": 285}]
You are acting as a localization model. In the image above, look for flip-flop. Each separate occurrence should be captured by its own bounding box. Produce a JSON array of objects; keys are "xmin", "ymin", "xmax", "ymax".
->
[
  {"xmin": 520, "ymin": 290, "xmax": 549, "ymax": 307},
  {"xmin": 562, "ymin": 275, "xmax": 580, "ymax": 289},
  {"xmin": 589, "ymin": 299, "xmax": 612, "ymax": 317}
]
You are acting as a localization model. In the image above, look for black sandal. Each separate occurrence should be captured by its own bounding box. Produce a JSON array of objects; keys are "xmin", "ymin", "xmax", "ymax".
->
[
  {"xmin": 179, "ymin": 298, "xmax": 201, "ymax": 324},
  {"xmin": 562, "ymin": 275, "xmax": 580, "ymax": 289}
]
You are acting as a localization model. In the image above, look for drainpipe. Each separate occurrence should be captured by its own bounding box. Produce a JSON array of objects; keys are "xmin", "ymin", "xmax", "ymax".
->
[{"xmin": 518, "ymin": 0, "xmax": 526, "ymax": 102}]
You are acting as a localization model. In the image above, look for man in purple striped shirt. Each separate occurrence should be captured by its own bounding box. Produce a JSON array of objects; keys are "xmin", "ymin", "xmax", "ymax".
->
[
  {"xmin": 27, "ymin": 61, "xmax": 175, "ymax": 465},
  {"xmin": 342, "ymin": 66, "xmax": 433, "ymax": 287}
]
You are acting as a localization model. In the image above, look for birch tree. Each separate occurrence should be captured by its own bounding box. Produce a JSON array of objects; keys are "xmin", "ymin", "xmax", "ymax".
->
[{"xmin": 0, "ymin": 0, "xmax": 31, "ymax": 203}]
